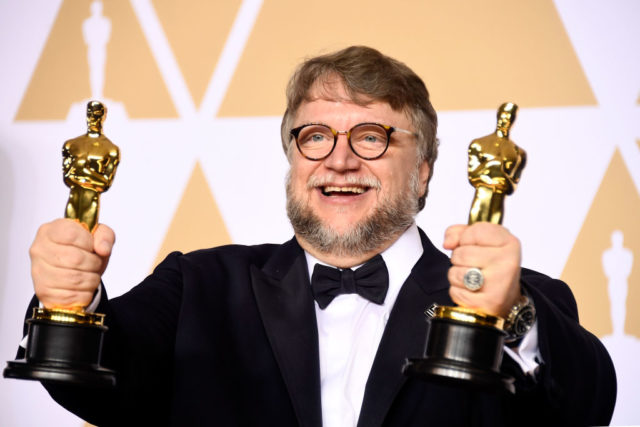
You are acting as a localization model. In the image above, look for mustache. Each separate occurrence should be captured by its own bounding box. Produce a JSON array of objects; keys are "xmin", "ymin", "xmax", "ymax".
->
[{"xmin": 306, "ymin": 173, "xmax": 382, "ymax": 190}]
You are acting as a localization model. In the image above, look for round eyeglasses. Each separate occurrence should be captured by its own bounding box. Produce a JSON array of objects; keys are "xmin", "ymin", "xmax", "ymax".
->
[{"xmin": 290, "ymin": 122, "xmax": 415, "ymax": 161}]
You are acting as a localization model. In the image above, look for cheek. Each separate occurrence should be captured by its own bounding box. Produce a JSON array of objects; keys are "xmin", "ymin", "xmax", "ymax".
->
[
  {"xmin": 379, "ymin": 164, "xmax": 409, "ymax": 194},
  {"xmin": 289, "ymin": 162, "xmax": 313, "ymax": 192}
]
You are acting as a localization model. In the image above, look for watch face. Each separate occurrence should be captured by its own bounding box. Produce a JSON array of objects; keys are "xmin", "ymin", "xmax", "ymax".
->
[{"xmin": 513, "ymin": 305, "xmax": 536, "ymax": 336}]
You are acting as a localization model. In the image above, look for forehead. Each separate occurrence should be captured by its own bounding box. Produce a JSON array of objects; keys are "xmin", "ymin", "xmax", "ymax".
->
[{"xmin": 295, "ymin": 80, "xmax": 411, "ymax": 128}]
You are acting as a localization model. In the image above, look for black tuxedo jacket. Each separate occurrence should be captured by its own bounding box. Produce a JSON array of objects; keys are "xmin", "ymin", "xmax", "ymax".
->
[{"xmin": 34, "ymin": 229, "xmax": 615, "ymax": 426}]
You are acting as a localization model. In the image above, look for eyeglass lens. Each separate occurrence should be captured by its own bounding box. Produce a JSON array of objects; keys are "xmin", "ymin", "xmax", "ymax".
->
[{"xmin": 296, "ymin": 123, "xmax": 389, "ymax": 159}]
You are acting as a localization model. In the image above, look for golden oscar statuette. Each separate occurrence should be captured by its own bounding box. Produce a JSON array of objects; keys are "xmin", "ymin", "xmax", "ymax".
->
[
  {"xmin": 404, "ymin": 103, "xmax": 526, "ymax": 393},
  {"xmin": 4, "ymin": 101, "xmax": 119, "ymax": 387}
]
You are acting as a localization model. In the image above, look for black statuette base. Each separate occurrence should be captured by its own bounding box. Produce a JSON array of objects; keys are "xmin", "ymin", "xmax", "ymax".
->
[
  {"xmin": 403, "ymin": 316, "xmax": 514, "ymax": 394},
  {"xmin": 3, "ymin": 317, "xmax": 115, "ymax": 388}
]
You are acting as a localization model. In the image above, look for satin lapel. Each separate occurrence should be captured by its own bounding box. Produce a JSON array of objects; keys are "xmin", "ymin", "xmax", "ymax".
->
[
  {"xmin": 357, "ymin": 229, "xmax": 453, "ymax": 427},
  {"xmin": 250, "ymin": 238, "xmax": 322, "ymax": 427}
]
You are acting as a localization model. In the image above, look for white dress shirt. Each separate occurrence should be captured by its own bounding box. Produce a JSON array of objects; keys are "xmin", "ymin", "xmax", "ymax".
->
[{"xmin": 305, "ymin": 223, "xmax": 541, "ymax": 427}]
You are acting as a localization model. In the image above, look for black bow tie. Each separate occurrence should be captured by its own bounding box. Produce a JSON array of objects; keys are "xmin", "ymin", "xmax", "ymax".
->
[{"xmin": 311, "ymin": 254, "xmax": 389, "ymax": 309}]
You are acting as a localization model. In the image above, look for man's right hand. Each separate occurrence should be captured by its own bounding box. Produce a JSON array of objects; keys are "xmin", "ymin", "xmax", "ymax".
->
[{"xmin": 30, "ymin": 218, "xmax": 115, "ymax": 309}]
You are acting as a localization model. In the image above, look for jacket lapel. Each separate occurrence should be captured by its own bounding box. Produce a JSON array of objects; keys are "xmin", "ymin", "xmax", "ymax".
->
[
  {"xmin": 357, "ymin": 229, "xmax": 453, "ymax": 427},
  {"xmin": 250, "ymin": 237, "xmax": 322, "ymax": 427}
]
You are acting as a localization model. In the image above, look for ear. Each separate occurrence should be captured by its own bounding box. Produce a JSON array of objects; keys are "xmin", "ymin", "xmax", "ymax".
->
[{"xmin": 418, "ymin": 159, "xmax": 430, "ymax": 195}]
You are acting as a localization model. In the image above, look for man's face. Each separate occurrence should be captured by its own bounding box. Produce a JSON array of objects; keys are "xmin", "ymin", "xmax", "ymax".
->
[{"xmin": 286, "ymin": 82, "xmax": 430, "ymax": 257}]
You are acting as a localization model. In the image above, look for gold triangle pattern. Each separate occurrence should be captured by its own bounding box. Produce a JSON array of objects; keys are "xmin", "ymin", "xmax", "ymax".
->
[
  {"xmin": 102, "ymin": 0, "xmax": 176, "ymax": 118},
  {"xmin": 153, "ymin": 161, "xmax": 232, "ymax": 269},
  {"xmin": 561, "ymin": 149, "xmax": 640, "ymax": 338},
  {"xmin": 14, "ymin": 1, "xmax": 91, "ymax": 120},
  {"xmin": 152, "ymin": 0, "xmax": 242, "ymax": 108},
  {"xmin": 15, "ymin": 0, "xmax": 177, "ymax": 121},
  {"xmin": 217, "ymin": 0, "xmax": 596, "ymax": 117}
]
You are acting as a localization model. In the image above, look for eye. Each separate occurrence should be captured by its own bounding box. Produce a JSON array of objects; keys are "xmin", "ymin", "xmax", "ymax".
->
[
  {"xmin": 363, "ymin": 134, "xmax": 381, "ymax": 143},
  {"xmin": 351, "ymin": 124, "xmax": 387, "ymax": 146},
  {"xmin": 310, "ymin": 133, "xmax": 328, "ymax": 143},
  {"xmin": 297, "ymin": 125, "xmax": 333, "ymax": 146}
]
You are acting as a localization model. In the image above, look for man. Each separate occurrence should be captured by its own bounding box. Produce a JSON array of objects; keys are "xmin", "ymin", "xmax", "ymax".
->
[{"xmin": 25, "ymin": 46, "xmax": 615, "ymax": 426}]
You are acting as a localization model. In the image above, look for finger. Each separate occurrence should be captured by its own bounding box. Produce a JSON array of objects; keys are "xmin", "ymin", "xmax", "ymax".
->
[
  {"xmin": 458, "ymin": 222, "xmax": 512, "ymax": 247},
  {"xmin": 33, "ymin": 264, "xmax": 100, "ymax": 308},
  {"xmin": 39, "ymin": 288, "xmax": 97, "ymax": 309},
  {"xmin": 448, "ymin": 267, "xmax": 500, "ymax": 314},
  {"xmin": 93, "ymin": 224, "xmax": 115, "ymax": 257},
  {"xmin": 450, "ymin": 245, "xmax": 502, "ymax": 269},
  {"xmin": 449, "ymin": 263, "xmax": 518, "ymax": 294},
  {"xmin": 448, "ymin": 285, "xmax": 504, "ymax": 316},
  {"xmin": 448, "ymin": 265, "xmax": 486, "ymax": 291},
  {"xmin": 447, "ymin": 269, "xmax": 485, "ymax": 310},
  {"xmin": 43, "ymin": 218, "xmax": 94, "ymax": 251},
  {"xmin": 29, "ymin": 233, "xmax": 103, "ymax": 273},
  {"xmin": 449, "ymin": 283, "xmax": 520, "ymax": 318},
  {"xmin": 44, "ymin": 242, "xmax": 105, "ymax": 272},
  {"xmin": 443, "ymin": 224, "xmax": 467, "ymax": 250},
  {"xmin": 32, "ymin": 263, "xmax": 102, "ymax": 293},
  {"xmin": 448, "ymin": 264, "xmax": 522, "ymax": 316}
]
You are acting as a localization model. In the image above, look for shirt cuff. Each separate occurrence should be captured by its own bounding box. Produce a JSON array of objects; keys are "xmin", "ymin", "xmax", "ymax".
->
[
  {"xmin": 85, "ymin": 284, "xmax": 102, "ymax": 313},
  {"xmin": 503, "ymin": 319, "xmax": 542, "ymax": 376}
]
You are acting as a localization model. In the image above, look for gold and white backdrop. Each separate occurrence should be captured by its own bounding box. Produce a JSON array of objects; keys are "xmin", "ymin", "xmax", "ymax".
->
[{"xmin": 0, "ymin": 0, "xmax": 638, "ymax": 425}]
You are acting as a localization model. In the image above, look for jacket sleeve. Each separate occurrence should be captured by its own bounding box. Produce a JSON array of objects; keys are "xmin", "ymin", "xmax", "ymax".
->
[
  {"xmin": 36, "ymin": 251, "xmax": 186, "ymax": 426},
  {"xmin": 502, "ymin": 269, "xmax": 617, "ymax": 425}
]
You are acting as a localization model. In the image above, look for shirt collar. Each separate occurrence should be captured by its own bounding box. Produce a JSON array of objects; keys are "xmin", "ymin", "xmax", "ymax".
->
[{"xmin": 304, "ymin": 223, "xmax": 424, "ymax": 310}]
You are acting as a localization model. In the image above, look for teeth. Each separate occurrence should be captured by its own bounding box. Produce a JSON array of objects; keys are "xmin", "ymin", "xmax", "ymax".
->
[{"xmin": 323, "ymin": 186, "xmax": 366, "ymax": 194}]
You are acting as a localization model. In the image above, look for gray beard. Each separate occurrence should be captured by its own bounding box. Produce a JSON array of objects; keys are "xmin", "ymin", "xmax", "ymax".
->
[{"xmin": 286, "ymin": 170, "xmax": 421, "ymax": 258}]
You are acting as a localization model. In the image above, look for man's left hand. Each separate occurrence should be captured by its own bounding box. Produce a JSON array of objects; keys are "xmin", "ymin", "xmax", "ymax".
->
[{"xmin": 443, "ymin": 222, "xmax": 522, "ymax": 318}]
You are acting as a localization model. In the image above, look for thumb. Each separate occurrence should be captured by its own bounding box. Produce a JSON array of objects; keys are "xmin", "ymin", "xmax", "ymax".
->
[
  {"xmin": 93, "ymin": 223, "xmax": 116, "ymax": 258},
  {"xmin": 443, "ymin": 224, "xmax": 466, "ymax": 250}
]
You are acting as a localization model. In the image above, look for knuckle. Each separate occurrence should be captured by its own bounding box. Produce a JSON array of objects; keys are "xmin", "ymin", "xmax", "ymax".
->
[
  {"xmin": 87, "ymin": 254, "xmax": 102, "ymax": 272},
  {"xmin": 28, "ymin": 244, "xmax": 39, "ymax": 260},
  {"xmin": 29, "ymin": 238, "xmax": 49, "ymax": 261},
  {"xmin": 65, "ymin": 250, "xmax": 85, "ymax": 269},
  {"xmin": 447, "ymin": 268, "xmax": 455, "ymax": 284},
  {"xmin": 31, "ymin": 264, "xmax": 43, "ymax": 283},
  {"xmin": 449, "ymin": 287, "xmax": 470, "ymax": 307},
  {"xmin": 448, "ymin": 287, "xmax": 458, "ymax": 302},
  {"xmin": 37, "ymin": 222, "xmax": 51, "ymax": 238},
  {"xmin": 29, "ymin": 241, "xmax": 38, "ymax": 258},
  {"xmin": 56, "ymin": 219, "xmax": 84, "ymax": 245},
  {"xmin": 66, "ymin": 269, "xmax": 86, "ymax": 288},
  {"xmin": 444, "ymin": 227, "xmax": 454, "ymax": 239},
  {"xmin": 449, "ymin": 250, "xmax": 458, "ymax": 265},
  {"xmin": 37, "ymin": 286, "xmax": 56, "ymax": 305},
  {"xmin": 32, "ymin": 264, "xmax": 53, "ymax": 289},
  {"xmin": 59, "ymin": 292, "xmax": 79, "ymax": 307},
  {"xmin": 452, "ymin": 247, "xmax": 467, "ymax": 265},
  {"xmin": 448, "ymin": 266, "xmax": 460, "ymax": 283}
]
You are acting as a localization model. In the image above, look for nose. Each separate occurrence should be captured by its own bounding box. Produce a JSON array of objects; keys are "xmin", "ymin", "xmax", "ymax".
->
[{"xmin": 322, "ymin": 133, "xmax": 361, "ymax": 172}]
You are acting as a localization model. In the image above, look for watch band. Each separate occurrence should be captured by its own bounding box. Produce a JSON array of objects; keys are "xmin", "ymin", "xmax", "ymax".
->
[{"xmin": 504, "ymin": 290, "xmax": 536, "ymax": 343}]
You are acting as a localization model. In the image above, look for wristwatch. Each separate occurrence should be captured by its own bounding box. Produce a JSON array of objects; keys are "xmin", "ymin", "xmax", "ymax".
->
[{"xmin": 504, "ymin": 291, "xmax": 536, "ymax": 343}]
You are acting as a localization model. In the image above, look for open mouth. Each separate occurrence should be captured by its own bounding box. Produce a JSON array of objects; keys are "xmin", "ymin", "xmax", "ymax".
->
[{"xmin": 320, "ymin": 186, "xmax": 368, "ymax": 197}]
